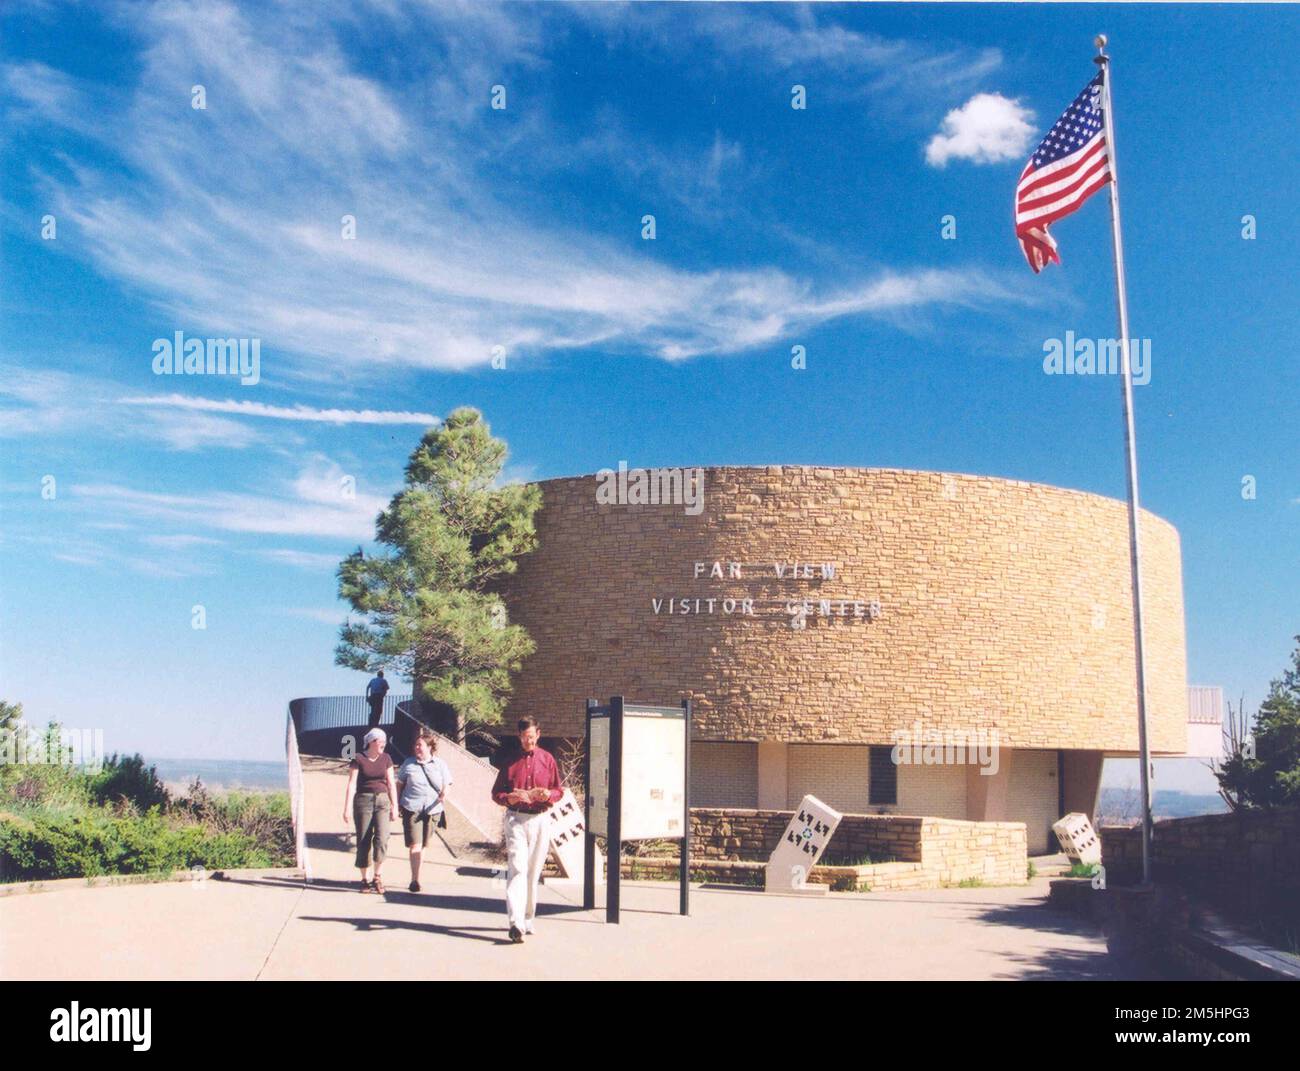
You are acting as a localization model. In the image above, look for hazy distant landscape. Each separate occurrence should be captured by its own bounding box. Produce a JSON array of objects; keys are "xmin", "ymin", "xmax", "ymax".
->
[
  {"xmin": 148, "ymin": 758, "xmax": 287, "ymax": 794},
  {"xmin": 1097, "ymin": 787, "xmax": 1228, "ymax": 824}
]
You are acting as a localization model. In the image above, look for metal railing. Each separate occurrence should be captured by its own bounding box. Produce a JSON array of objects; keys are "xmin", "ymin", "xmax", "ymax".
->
[
  {"xmin": 284, "ymin": 694, "xmax": 504, "ymax": 845},
  {"xmin": 284, "ymin": 707, "xmax": 310, "ymax": 878},
  {"xmin": 1187, "ymin": 685, "xmax": 1224, "ymax": 725},
  {"xmin": 288, "ymin": 693, "xmax": 410, "ymax": 734}
]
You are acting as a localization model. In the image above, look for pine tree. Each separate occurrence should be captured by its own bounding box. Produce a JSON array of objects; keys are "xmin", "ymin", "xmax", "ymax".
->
[
  {"xmin": 1216, "ymin": 635, "xmax": 1300, "ymax": 807},
  {"xmin": 0, "ymin": 700, "xmax": 22, "ymax": 734},
  {"xmin": 336, "ymin": 408, "xmax": 542, "ymax": 739}
]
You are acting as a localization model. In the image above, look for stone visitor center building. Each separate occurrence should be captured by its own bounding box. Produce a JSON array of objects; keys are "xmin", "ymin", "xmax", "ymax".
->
[{"xmin": 497, "ymin": 466, "xmax": 1205, "ymax": 854}]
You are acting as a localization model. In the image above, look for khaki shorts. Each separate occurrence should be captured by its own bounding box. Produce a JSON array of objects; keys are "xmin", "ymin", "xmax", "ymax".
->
[{"xmin": 401, "ymin": 807, "xmax": 437, "ymax": 849}]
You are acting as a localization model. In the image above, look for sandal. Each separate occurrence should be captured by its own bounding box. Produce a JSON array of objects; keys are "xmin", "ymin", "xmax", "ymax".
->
[
  {"xmin": 359, "ymin": 879, "xmax": 373, "ymax": 893},
  {"xmin": 373, "ymin": 877, "xmax": 386, "ymax": 895}
]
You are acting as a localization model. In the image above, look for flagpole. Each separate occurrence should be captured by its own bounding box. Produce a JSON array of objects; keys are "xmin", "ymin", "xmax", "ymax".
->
[{"xmin": 1094, "ymin": 34, "xmax": 1154, "ymax": 886}]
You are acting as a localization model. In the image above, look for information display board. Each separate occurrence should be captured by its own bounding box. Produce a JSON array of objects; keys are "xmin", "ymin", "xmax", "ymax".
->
[
  {"xmin": 621, "ymin": 708, "xmax": 687, "ymax": 840},
  {"xmin": 583, "ymin": 696, "xmax": 691, "ymax": 923},
  {"xmin": 587, "ymin": 704, "xmax": 685, "ymax": 840}
]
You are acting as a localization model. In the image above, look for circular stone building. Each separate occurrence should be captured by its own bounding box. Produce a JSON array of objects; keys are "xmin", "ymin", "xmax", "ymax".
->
[{"xmin": 498, "ymin": 466, "xmax": 1189, "ymax": 852}]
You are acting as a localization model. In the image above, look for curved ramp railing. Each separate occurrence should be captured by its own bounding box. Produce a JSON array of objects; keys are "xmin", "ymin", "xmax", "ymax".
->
[
  {"xmin": 285, "ymin": 694, "xmax": 503, "ymax": 847},
  {"xmin": 284, "ymin": 708, "xmax": 310, "ymax": 878},
  {"xmin": 288, "ymin": 693, "xmax": 411, "ymax": 768}
]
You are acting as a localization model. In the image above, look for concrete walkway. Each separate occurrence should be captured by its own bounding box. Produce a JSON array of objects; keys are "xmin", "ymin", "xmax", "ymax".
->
[{"xmin": 0, "ymin": 763, "xmax": 1142, "ymax": 980}]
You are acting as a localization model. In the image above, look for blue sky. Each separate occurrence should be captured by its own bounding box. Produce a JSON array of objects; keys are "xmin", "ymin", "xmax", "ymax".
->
[{"xmin": 1, "ymin": 2, "xmax": 1296, "ymax": 779}]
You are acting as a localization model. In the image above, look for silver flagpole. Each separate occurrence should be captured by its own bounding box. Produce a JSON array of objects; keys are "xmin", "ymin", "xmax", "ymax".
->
[{"xmin": 1094, "ymin": 34, "xmax": 1154, "ymax": 885}]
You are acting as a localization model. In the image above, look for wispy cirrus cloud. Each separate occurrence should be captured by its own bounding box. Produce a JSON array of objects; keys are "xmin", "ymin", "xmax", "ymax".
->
[
  {"xmin": 12, "ymin": 530, "xmax": 216, "ymax": 579},
  {"xmin": 142, "ymin": 533, "xmax": 224, "ymax": 549},
  {"xmin": 14, "ymin": 1, "xmax": 1022, "ymax": 374},
  {"xmin": 277, "ymin": 607, "xmax": 351, "ymax": 625},
  {"xmin": 579, "ymin": 3, "xmax": 1002, "ymax": 98},
  {"xmin": 69, "ymin": 456, "xmax": 387, "ymax": 541},
  {"xmin": 0, "ymin": 365, "xmax": 262, "ymax": 450},
  {"xmin": 255, "ymin": 548, "xmax": 346, "ymax": 571},
  {"xmin": 0, "ymin": 364, "xmax": 428, "ymax": 451},
  {"xmin": 120, "ymin": 394, "xmax": 439, "ymax": 426}
]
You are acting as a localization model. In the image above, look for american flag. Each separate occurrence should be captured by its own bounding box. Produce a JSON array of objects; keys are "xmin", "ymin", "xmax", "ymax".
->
[{"xmin": 1015, "ymin": 72, "xmax": 1112, "ymax": 273}]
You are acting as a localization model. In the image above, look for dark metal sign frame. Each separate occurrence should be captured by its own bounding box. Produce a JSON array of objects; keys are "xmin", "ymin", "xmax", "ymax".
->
[{"xmin": 583, "ymin": 695, "xmax": 691, "ymax": 923}]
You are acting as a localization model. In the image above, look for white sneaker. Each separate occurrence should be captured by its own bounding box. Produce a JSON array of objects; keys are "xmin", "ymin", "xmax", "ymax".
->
[{"xmin": 524, "ymin": 923, "xmax": 535, "ymax": 935}]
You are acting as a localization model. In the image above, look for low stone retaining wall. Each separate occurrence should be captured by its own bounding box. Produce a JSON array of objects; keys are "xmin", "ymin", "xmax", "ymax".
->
[
  {"xmin": 684, "ymin": 809, "xmax": 927, "ymax": 864},
  {"xmin": 1100, "ymin": 806, "xmax": 1300, "ymax": 925},
  {"xmin": 625, "ymin": 808, "xmax": 1027, "ymax": 890}
]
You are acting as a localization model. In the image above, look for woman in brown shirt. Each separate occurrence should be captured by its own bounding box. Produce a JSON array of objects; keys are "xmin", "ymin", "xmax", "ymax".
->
[{"xmin": 343, "ymin": 728, "xmax": 399, "ymax": 893}]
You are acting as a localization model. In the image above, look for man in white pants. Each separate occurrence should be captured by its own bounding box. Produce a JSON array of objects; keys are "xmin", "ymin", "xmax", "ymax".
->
[{"xmin": 491, "ymin": 717, "xmax": 564, "ymax": 943}]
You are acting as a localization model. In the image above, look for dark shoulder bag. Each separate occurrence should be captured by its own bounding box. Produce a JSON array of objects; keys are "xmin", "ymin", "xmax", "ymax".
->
[{"xmin": 418, "ymin": 760, "xmax": 449, "ymax": 829}]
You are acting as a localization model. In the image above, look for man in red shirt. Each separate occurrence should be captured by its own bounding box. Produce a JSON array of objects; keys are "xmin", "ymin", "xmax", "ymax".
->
[{"xmin": 491, "ymin": 716, "xmax": 564, "ymax": 943}]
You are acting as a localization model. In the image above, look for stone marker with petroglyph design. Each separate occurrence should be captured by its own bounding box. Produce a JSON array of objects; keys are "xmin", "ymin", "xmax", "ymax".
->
[
  {"xmin": 765, "ymin": 794, "xmax": 842, "ymax": 895},
  {"xmin": 1052, "ymin": 811, "xmax": 1101, "ymax": 867}
]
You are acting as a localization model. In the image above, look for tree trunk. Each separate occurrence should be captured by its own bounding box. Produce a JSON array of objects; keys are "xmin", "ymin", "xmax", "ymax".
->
[{"xmin": 413, "ymin": 675, "xmax": 464, "ymax": 743}]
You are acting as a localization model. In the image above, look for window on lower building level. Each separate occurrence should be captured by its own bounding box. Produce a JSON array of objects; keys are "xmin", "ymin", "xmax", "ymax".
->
[{"xmin": 869, "ymin": 745, "xmax": 897, "ymax": 806}]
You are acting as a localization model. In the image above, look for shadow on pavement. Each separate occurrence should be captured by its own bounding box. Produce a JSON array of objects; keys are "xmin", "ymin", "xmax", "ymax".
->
[
  {"xmin": 377, "ymin": 890, "xmax": 588, "ymax": 920},
  {"xmin": 298, "ymin": 914, "xmax": 514, "ymax": 945},
  {"xmin": 973, "ymin": 894, "xmax": 1176, "ymax": 980},
  {"xmin": 306, "ymin": 832, "xmax": 353, "ymax": 852}
]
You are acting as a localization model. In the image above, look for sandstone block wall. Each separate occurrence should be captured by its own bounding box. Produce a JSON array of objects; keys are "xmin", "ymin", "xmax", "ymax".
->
[
  {"xmin": 635, "ymin": 807, "xmax": 1027, "ymax": 889},
  {"xmin": 499, "ymin": 467, "xmax": 1187, "ymax": 751},
  {"xmin": 1101, "ymin": 806, "xmax": 1300, "ymax": 924}
]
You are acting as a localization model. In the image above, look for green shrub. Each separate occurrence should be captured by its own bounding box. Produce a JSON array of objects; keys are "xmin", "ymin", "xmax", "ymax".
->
[
  {"xmin": 172, "ymin": 785, "xmax": 293, "ymax": 853},
  {"xmin": 0, "ymin": 761, "xmax": 91, "ymax": 812},
  {"xmin": 88, "ymin": 754, "xmax": 168, "ymax": 811},
  {"xmin": 0, "ymin": 806, "xmax": 290, "ymax": 883},
  {"xmin": 0, "ymin": 746, "xmax": 294, "ymax": 883}
]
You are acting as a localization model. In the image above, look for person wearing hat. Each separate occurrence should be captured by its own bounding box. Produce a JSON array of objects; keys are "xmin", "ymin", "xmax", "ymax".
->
[{"xmin": 343, "ymin": 727, "xmax": 399, "ymax": 893}]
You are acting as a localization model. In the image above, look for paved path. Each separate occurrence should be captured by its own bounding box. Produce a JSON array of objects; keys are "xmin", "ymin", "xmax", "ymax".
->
[{"xmin": 0, "ymin": 763, "xmax": 1139, "ymax": 980}]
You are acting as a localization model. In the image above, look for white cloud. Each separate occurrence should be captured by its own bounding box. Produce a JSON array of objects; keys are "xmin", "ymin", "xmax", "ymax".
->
[
  {"xmin": 278, "ymin": 607, "xmax": 350, "ymax": 625},
  {"xmin": 17, "ymin": 3, "xmax": 1019, "ymax": 373},
  {"xmin": 145, "ymin": 410, "xmax": 264, "ymax": 451},
  {"xmin": 256, "ymin": 548, "xmax": 346, "ymax": 571},
  {"xmin": 38, "ymin": 532, "xmax": 214, "ymax": 578},
  {"xmin": 142, "ymin": 534, "xmax": 224, "ymax": 549},
  {"xmin": 70, "ymin": 457, "xmax": 387, "ymax": 542},
  {"xmin": 119, "ymin": 394, "xmax": 439, "ymax": 426},
  {"xmin": 0, "ymin": 366, "xmax": 261, "ymax": 450},
  {"xmin": 925, "ymin": 93, "xmax": 1036, "ymax": 167},
  {"xmin": 581, "ymin": 5, "xmax": 1003, "ymax": 97}
]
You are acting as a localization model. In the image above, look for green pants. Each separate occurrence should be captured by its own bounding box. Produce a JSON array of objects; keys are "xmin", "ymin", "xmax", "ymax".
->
[{"xmin": 353, "ymin": 792, "xmax": 390, "ymax": 868}]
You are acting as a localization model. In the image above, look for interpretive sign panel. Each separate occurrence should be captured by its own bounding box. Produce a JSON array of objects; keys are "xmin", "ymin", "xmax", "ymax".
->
[{"xmin": 584, "ymin": 696, "xmax": 691, "ymax": 922}]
